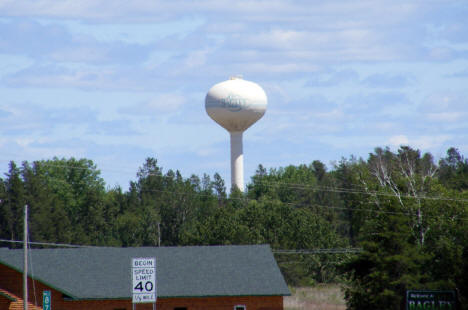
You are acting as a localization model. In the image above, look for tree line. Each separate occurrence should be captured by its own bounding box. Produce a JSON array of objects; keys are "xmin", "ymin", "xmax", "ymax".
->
[{"xmin": 0, "ymin": 146, "xmax": 467, "ymax": 309}]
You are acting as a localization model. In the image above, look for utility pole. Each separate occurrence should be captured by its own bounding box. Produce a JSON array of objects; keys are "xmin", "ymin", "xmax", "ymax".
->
[
  {"xmin": 157, "ymin": 222, "xmax": 161, "ymax": 247},
  {"xmin": 23, "ymin": 205, "xmax": 28, "ymax": 310}
]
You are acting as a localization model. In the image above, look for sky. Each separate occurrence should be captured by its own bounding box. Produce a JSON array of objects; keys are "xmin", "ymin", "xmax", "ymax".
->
[{"xmin": 1, "ymin": 0, "xmax": 468, "ymax": 190}]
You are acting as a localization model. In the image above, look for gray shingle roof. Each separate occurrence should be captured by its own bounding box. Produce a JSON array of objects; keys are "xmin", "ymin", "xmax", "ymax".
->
[{"xmin": 0, "ymin": 245, "xmax": 290, "ymax": 300}]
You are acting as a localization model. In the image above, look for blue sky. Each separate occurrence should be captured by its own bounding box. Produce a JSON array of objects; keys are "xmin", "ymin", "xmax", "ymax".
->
[{"xmin": 1, "ymin": 0, "xmax": 468, "ymax": 189}]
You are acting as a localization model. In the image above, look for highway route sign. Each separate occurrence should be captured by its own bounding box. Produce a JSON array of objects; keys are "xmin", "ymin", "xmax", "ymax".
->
[{"xmin": 43, "ymin": 290, "xmax": 51, "ymax": 310}]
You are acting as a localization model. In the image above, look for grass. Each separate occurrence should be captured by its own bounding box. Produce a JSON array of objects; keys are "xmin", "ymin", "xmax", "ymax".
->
[{"xmin": 284, "ymin": 284, "xmax": 346, "ymax": 310}]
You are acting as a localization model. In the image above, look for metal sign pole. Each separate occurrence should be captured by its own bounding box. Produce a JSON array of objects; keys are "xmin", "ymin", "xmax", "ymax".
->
[{"xmin": 23, "ymin": 205, "xmax": 28, "ymax": 310}]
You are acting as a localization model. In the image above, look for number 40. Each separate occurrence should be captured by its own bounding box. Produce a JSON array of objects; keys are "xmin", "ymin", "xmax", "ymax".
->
[{"xmin": 134, "ymin": 281, "xmax": 154, "ymax": 292}]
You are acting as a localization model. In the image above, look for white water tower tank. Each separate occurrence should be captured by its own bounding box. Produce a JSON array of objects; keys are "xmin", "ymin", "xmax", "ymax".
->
[{"xmin": 205, "ymin": 77, "xmax": 267, "ymax": 191}]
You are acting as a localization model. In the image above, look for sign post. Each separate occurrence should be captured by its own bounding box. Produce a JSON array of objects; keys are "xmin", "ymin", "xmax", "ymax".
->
[
  {"xmin": 132, "ymin": 258, "xmax": 156, "ymax": 309},
  {"xmin": 42, "ymin": 291, "xmax": 51, "ymax": 310}
]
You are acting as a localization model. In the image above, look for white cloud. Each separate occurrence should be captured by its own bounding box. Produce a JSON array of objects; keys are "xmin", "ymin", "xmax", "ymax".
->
[
  {"xmin": 363, "ymin": 73, "xmax": 413, "ymax": 88},
  {"xmin": 422, "ymin": 93, "xmax": 465, "ymax": 112},
  {"xmin": 241, "ymin": 28, "xmax": 379, "ymax": 53},
  {"xmin": 238, "ymin": 62, "xmax": 320, "ymax": 74},
  {"xmin": 3, "ymin": 64, "xmax": 168, "ymax": 91},
  {"xmin": 388, "ymin": 135, "xmax": 409, "ymax": 147},
  {"xmin": 146, "ymin": 94, "xmax": 187, "ymax": 113},
  {"xmin": 0, "ymin": 0, "xmax": 296, "ymax": 21},
  {"xmin": 184, "ymin": 49, "xmax": 210, "ymax": 68},
  {"xmin": 4, "ymin": 65, "xmax": 113, "ymax": 89},
  {"xmin": 412, "ymin": 135, "xmax": 453, "ymax": 150},
  {"xmin": 426, "ymin": 112, "xmax": 463, "ymax": 122},
  {"xmin": 195, "ymin": 146, "xmax": 219, "ymax": 157},
  {"xmin": 374, "ymin": 122, "xmax": 399, "ymax": 131},
  {"xmin": 15, "ymin": 137, "xmax": 35, "ymax": 147},
  {"xmin": 242, "ymin": 29, "xmax": 310, "ymax": 50}
]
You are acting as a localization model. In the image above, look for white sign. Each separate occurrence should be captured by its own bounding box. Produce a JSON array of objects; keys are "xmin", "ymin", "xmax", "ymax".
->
[{"xmin": 132, "ymin": 257, "xmax": 156, "ymax": 303}]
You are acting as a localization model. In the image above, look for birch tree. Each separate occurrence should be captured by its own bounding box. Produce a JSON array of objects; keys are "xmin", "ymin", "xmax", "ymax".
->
[{"xmin": 366, "ymin": 146, "xmax": 437, "ymax": 246}]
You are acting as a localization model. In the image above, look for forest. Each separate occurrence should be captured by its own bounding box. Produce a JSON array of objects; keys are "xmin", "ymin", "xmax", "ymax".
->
[{"xmin": 1, "ymin": 146, "xmax": 467, "ymax": 310}]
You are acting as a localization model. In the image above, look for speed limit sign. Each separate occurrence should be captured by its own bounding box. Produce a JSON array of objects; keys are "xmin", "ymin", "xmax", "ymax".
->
[{"xmin": 132, "ymin": 258, "xmax": 156, "ymax": 303}]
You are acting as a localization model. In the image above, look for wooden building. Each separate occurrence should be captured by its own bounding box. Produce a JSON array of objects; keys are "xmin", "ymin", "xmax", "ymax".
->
[{"xmin": 0, "ymin": 245, "xmax": 290, "ymax": 310}]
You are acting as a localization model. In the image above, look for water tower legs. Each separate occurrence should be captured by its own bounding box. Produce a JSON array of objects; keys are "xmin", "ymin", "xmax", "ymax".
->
[{"xmin": 230, "ymin": 131, "xmax": 244, "ymax": 191}]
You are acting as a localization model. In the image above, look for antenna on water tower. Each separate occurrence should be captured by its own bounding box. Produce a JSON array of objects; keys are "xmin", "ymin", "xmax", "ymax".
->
[{"xmin": 205, "ymin": 76, "xmax": 268, "ymax": 191}]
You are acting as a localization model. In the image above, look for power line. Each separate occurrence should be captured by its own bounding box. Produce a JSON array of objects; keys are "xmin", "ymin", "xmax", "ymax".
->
[
  {"xmin": 1, "ymin": 157, "xmax": 468, "ymax": 203},
  {"xmin": 134, "ymin": 187, "xmax": 468, "ymax": 222},
  {"xmin": 0, "ymin": 167, "xmax": 467, "ymax": 221},
  {"xmin": 127, "ymin": 166, "xmax": 468, "ymax": 204},
  {"xmin": 0, "ymin": 239, "xmax": 93, "ymax": 248},
  {"xmin": 3, "ymin": 174, "xmax": 465, "ymax": 222},
  {"xmin": 273, "ymin": 248, "xmax": 362, "ymax": 254},
  {"xmin": 0, "ymin": 238, "xmax": 361, "ymax": 255},
  {"xmin": 1, "ymin": 159, "xmax": 467, "ymax": 222},
  {"xmin": 249, "ymin": 179, "xmax": 468, "ymax": 203},
  {"xmin": 0, "ymin": 158, "xmax": 137, "ymax": 181}
]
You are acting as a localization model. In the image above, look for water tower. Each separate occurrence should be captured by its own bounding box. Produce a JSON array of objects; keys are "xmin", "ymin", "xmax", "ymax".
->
[{"xmin": 205, "ymin": 77, "xmax": 267, "ymax": 191}]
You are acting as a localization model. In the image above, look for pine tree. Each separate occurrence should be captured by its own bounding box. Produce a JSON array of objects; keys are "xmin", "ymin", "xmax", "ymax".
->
[{"xmin": 343, "ymin": 199, "xmax": 431, "ymax": 310}]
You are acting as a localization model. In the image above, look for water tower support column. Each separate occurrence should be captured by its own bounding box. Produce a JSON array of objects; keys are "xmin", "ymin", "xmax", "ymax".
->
[{"xmin": 230, "ymin": 131, "xmax": 244, "ymax": 191}]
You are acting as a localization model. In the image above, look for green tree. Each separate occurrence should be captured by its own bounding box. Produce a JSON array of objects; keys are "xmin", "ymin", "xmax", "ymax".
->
[
  {"xmin": 0, "ymin": 176, "xmax": 7, "ymax": 238},
  {"xmin": 364, "ymin": 147, "xmax": 438, "ymax": 246},
  {"xmin": 438, "ymin": 147, "xmax": 468, "ymax": 190},
  {"xmin": 332, "ymin": 156, "xmax": 369, "ymax": 244},
  {"xmin": 101, "ymin": 187, "xmax": 127, "ymax": 246},
  {"xmin": 343, "ymin": 198, "xmax": 431, "ymax": 310},
  {"xmin": 343, "ymin": 147, "xmax": 468, "ymax": 309},
  {"xmin": 126, "ymin": 158, "xmax": 220, "ymax": 246},
  {"xmin": 30, "ymin": 158, "xmax": 107, "ymax": 244},
  {"xmin": 21, "ymin": 161, "xmax": 73, "ymax": 244},
  {"xmin": 125, "ymin": 158, "xmax": 164, "ymax": 246},
  {"xmin": 247, "ymin": 162, "xmax": 340, "ymax": 220},
  {"xmin": 0, "ymin": 162, "xmax": 26, "ymax": 244}
]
